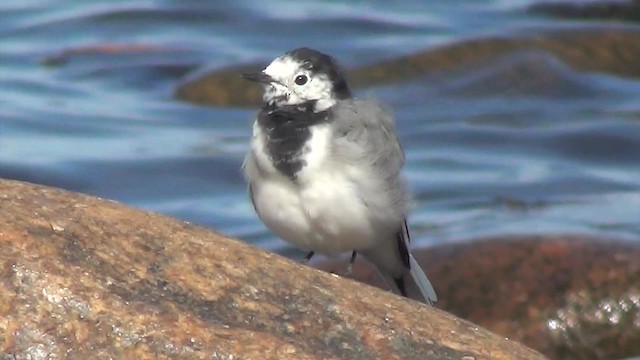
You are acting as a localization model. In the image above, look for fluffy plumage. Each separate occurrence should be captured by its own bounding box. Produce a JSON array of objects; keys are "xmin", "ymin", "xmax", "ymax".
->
[{"xmin": 242, "ymin": 47, "xmax": 437, "ymax": 304}]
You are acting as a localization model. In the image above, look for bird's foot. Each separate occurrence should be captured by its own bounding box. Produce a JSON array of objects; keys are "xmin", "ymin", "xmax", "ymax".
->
[{"xmin": 343, "ymin": 251, "xmax": 358, "ymax": 276}]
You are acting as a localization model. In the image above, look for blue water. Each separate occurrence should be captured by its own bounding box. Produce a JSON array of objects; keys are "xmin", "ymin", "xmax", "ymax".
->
[{"xmin": 1, "ymin": 0, "xmax": 639, "ymax": 257}]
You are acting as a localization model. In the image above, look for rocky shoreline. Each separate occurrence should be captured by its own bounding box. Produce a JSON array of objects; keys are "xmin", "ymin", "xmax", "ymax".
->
[
  {"xmin": 2, "ymin": 179, "xmax": 638, "ymax": 359},
  {"xmin": 1, "ymin": 179, "xmax": 547, "ymax": 360}
]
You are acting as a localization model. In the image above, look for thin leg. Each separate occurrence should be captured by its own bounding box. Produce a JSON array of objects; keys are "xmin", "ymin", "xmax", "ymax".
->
[
  {"xmin": 302, "ymin": 251, "xmax": 315, "ymax": 263},
  {"xmin": 393, "ymin": 276, "xmax": 408, "ymax": 297},
  {"xmin": 345, "ymin": 251, "xmax": 357, "ymax": 275}
]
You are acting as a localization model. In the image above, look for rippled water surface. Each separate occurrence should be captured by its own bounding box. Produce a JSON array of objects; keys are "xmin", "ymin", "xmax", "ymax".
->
[{"xmin": 1, "ymin": 0, "xmax": 639, "ymax": 256}]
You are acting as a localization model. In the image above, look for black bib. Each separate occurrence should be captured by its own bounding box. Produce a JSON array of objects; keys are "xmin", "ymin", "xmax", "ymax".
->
[{"xmin": 258, "ymin": 102, "xmax": 330, "ymax": 181}]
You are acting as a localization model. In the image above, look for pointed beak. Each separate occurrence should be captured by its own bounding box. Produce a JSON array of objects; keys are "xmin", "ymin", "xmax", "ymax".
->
[{"xmin": 241, "ymin": 71, "xmax": 275, "ymax": 85}]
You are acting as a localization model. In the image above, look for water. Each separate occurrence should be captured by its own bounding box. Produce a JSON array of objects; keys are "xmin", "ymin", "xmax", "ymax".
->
[{"xmin": 1, "ymin": 0, "xmax": 639, "ymax": 257}]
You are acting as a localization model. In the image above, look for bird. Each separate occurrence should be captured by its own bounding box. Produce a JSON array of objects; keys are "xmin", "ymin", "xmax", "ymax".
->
[{"xmin": 241, "ymin": 47, "xmax": 437, "ymax": 305}]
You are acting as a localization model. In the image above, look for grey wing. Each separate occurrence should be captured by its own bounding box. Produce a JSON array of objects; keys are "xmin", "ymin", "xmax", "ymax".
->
[
  {"xmin": 331, "ymin": 100, "xmax": 437, "ymax": 304},
  {"xmin": 331, "ymin": 99, "xmax": 408, "ymax": 216},
  {"xmin": 332, "ymin": 99, "xmax": 405, "ymax": 180}
]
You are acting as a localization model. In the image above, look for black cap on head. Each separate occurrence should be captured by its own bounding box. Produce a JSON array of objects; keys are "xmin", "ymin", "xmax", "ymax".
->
[{"xmin": 286, "ymin": 47, "xmax": 352, "ymax": 100}]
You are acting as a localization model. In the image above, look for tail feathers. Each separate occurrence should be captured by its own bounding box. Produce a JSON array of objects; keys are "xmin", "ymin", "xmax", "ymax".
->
[
  {"xmin": 377, "ymin": 256, "xmax": 437, "ymax": 306},
  {"xmin": 408, "ymin": 254, "xmax": 438, "ymax": 305}
]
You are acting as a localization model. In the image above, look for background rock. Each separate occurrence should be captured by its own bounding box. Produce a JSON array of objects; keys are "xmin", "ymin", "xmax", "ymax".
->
[
  {"xmin": 0, "ymin": 179, "xmax": 546, "ymax": 360},
  {"xmin": 528, "ymin": 0, "xmax": 640, "ymax": 23},
  {"xmin": 320, "ymin": 236, "xmax": 640, "ymax": 360},
  {"xmin": 174, "ymin": 28, "xmax": 640, "ymax": 107}
]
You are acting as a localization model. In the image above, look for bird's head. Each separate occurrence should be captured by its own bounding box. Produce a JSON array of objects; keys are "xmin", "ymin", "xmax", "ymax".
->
[{"xmin": 242, "ymin": 47, "xmax": 352, "ymax": 112}]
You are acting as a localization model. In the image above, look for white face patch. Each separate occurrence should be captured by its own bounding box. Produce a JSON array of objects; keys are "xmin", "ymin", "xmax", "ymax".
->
[{"xmin": 261, "ymin": 55, "xmax": 336, "ymax": 111}]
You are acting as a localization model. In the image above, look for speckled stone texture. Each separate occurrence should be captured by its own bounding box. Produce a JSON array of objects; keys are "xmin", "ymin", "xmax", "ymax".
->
[
  {"xmin": 174, "ymin": 28, "xmax": 640, "ymax": 108},
  {"xmin": 321, "ymin": 236, "xmax": 640, "ymax": 360},
  {"xmin": 0, "ymin": 179, "xmax": 547, "ymax": 360}
]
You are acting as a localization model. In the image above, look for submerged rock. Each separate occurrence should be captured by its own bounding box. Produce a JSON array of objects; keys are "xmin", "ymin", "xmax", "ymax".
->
[
  {"xmin": 321, "ymin": 236, "xmax": 640, "ymax": 360},
  {"xmin": 0, "ymin": 179, "xmax": 546, "ymax": 360},
  {"xmin": 175, "ymin": 28, "xmax": 640, "ymax": 107},
  {"xmin": 529, "ymin": 0, "xmax": 640, "ymax": 22}
]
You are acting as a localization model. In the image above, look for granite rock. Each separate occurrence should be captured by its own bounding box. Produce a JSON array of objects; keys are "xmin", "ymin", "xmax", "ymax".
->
[{"xmin": 0, "ymin": 179, "xmax": 546, "ymax": 360}]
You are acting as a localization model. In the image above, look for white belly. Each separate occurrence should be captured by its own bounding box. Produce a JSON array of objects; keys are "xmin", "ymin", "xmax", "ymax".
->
[
  {"xmin": 245, "ymin": 122, "xmax": 389, "ymax": 255},
  {"xmin": 251, "ymin": 171, "xmax": 377, "ymax": 255}
]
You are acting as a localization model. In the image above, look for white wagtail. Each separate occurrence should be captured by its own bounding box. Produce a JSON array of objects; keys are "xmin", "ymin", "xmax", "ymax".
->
[{"xmin": 241, "ymin": 47, "xmax": 437, "ymax": 305}]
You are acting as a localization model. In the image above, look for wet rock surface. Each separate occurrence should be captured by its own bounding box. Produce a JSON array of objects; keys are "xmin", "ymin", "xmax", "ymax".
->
[
  {"xmin": 174, "ymin": 28, "xmax": 640, "ymax": 108},
  {"xmin": 321, "ymin": 236, "xmax": 640, "ymax": 360},
  {"xmin": 0, "ymin": 179, "xmax": 546, "ymax": 360}
]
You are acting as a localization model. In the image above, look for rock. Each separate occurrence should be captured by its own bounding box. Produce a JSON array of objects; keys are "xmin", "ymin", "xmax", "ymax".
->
[
  {"xmin": 0, "ymin": 179, "xmax": 546, "ymax": 360},
  {"xmin": 174, "ymin": 28, "xmax": 640, "ymax": 107},
  {"xmin": 39, "ymin": 44, "xmax": 183, "ymax": 67},
  {"xmin": 435, "ymin": 51, "xmax": 600, "ymax": 98},
  {"xmin": 320, "ymin": 236, "xmax": 640, "ymax": 360},
  {"xmin": 528, "ymin": 0, "xmax": 640, "ymax": 23},
  {"xmin": 175, "ymin": 62, "xmax": 265, "ymax": 108}
]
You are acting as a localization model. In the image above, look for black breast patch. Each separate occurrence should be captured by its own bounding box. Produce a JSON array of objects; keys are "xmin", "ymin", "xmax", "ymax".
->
[{"xmin": 258, "ymin": 103, "xmax": 329, "ymax": 181}]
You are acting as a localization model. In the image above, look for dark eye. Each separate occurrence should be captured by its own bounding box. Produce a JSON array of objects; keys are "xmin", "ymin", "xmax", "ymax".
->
[{"xmin": 294, "ymin": 74, "xmax": 308, "ymax": 85}]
